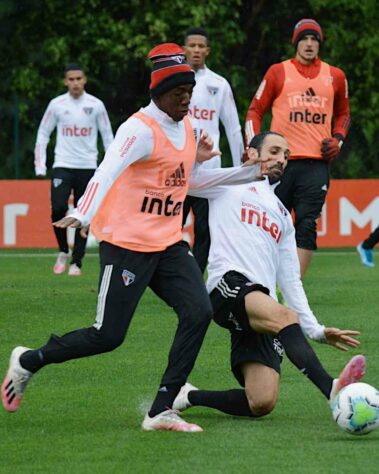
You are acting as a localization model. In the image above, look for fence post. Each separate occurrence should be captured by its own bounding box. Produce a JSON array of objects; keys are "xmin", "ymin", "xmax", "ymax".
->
[{"xmin": 13, "ymin": 93, "xmax": 20, "ymax": 179}]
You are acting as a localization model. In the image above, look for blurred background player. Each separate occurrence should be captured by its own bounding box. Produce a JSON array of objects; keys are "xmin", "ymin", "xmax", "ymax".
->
[
  {"xmin": 245, "ymin": 19, "xmax": 351, "ymax": 278},
  {"xmin": 182, "ymin": 27, "xmax": 244, "ymax": 273},
  {"xmin": 357, "ymin": 225, "xmax": 379, "ymax": 267},
  {"xmin": 34, "ymin": 63, "xmax": 114, "ymax": 276}
]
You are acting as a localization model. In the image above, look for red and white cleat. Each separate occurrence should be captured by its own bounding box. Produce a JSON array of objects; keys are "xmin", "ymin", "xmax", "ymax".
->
[
  {"xmin": 142, "ymin": 409, "xmax": 203, "ymax": 432},
  {"xmin": 329, "ymin": 354, "xmax": 366, "ymax": 406},
  {"xmin": 68, "ymin": 263, "xmax": 81, "ymax": 276},
  {"xmin": 2, "ymin": 346, "xmax": 33, "ymax": 412},
  {"xmin": 53, "ymin": 252, "xmax": 69, "ymax": 274}
]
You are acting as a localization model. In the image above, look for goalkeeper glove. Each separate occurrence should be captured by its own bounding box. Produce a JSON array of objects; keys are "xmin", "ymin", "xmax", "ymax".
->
[{"xmin": 321, "ymin": 136, "xmax": 342, "ymax": 161}]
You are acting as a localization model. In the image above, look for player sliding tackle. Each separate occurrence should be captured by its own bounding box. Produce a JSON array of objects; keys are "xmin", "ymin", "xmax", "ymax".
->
[
  {"xmin": 1, "ymin": 43, "xmax": 273, "ymax": 434},
  {"xmin": 173, "ymin": 131, "xmax": 365, "ymax": 420}
]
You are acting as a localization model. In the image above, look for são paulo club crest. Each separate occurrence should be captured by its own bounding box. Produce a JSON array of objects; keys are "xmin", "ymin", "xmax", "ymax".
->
[
  {"xmin": 83, "ymin": 107, "xmax": 93, "ymax": 115},
  {"xmin": 207, "ymin": 86, "xmax": 219, "ymax": 96},
  {"xmin": 278, "ymin": 202, "xmax": 288, "ymax": 216},
  {"xmin": 122, "ymin": 269, "xmax": 135, "ymax": 286}
]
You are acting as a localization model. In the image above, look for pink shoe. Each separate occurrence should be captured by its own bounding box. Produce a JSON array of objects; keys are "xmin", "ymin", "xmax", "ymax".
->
[
  {"xmin": 329, "ymin": 354, "xmax": 366, "ymax": 405},
  {"xmin": 68, "ymin": 263, "xmax": 81, "ymax": 276},
  {"xmin": 142, "ymin": 409, "xmax": 203, "ymax": 432},
  {"xmin": 53, "ymin": 252, "xmax": 69, "ymax": 274},
  {"xmin": 2, "ymin": 346, "xmax": 33, "ymax": 412}
]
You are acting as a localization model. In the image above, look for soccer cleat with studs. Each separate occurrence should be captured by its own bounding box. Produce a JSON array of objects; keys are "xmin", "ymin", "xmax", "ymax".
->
[
  {"xmin": 2, "ymin": 346, "xmax": 33, "ymax": 412},
  {"xmin": 53, "ymin": 252, "xmax": 69, "ymax": 274},
  {"xmin": 142, "ymin": 409, "xmax": 203, "ymax": 432},
  {"xmin": 329, "ymin": 354, "xmax": 366, "ymax": 406},
  {"xmin": 172, "ymin": 382, "xmax": 198, "ymax": 412},
  {"xmin": 68, "ymin": 263, "xmax": 82, "ymax": 276}
]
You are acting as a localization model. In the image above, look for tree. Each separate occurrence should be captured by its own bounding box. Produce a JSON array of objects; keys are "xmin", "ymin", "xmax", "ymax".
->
[{"xmin": 0, "ymin": 0, "xmax": 378, "ymax": 178}]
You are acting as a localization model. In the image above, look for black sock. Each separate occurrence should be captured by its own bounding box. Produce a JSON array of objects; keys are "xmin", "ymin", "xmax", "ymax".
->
[
  {"xmin": 20, "ymin": 350, "xmax": 45, "ymax": 373},
  {"xmin": 149, "ymin": 384, "xmax": 182, "ymax": 417},
  {"xmin": 189, "ymin": 389, "xmax": 253, "ymax": 417},
  {"xmin": 278, "ymin": 323, "xmax": 333, "ymax": 398}
]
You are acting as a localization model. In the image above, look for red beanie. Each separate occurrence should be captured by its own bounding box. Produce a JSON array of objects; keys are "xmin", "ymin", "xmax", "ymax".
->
[
  {"xmin": 292, "ymin": 19, "xmax": 323, "ymax": 47},
  {"xmin": 148, "ymin": 43, "xmax": 195, "ymax": 97}
]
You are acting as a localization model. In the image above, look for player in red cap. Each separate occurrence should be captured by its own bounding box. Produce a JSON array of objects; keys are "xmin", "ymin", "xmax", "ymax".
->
[{"xmin": 246, "ymin": 19, "xmax": 351, "ymax": 278}]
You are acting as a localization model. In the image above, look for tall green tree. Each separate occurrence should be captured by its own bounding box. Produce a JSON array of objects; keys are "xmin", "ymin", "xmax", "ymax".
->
[{"xmin": 0, "ymin": 0, "xmax": 378, "ymax": 178}]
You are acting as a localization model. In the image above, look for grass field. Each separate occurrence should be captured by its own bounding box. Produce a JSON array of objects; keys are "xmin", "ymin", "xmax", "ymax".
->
[{"xmin": 0, "ymin": 248, "xmax": 378, "ymax": 474}]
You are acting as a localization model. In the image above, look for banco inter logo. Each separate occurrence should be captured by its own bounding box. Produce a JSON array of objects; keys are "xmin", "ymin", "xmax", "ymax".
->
[
  {"xmin": 288, "ymin": 88, "xmax": 328, "ymax": 125},
  {"xmin": 160, "ymin": 162, "xmax": 187, "ymax": 187},
  {"xmin": 140, "ymin": 192, "xmax": 182, "ymax": 216}
]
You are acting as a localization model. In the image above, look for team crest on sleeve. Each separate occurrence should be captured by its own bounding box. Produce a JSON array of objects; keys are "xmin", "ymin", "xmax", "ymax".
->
[
  {"xmin": 122, "ymin": 269, "xmax": 135, "ymax": 286},
  {"xmin": 278, "ymin": 202, "xmax": 288, "ymax": 216},
  {"xmin": 207, "ymin": 86, "xmax": 219, "ymax": 96},
  {"xmin": 83, "ymin": 107, "xmax": 93, "ymax": 115}
]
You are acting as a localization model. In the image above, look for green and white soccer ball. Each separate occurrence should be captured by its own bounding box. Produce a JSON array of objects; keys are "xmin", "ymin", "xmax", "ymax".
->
[{"xmin": 332, "ymin": 382, "xmax": 379, "ymax": 435}]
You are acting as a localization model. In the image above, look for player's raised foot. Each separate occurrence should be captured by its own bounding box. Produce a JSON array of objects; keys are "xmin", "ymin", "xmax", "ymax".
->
[
  {"xmin": 142, "ymin": 409, "xmax": 203, "ymax": 432},
  {"xmin": 356, "ymin": 243, "xmax": 374, "ymax": 268},
  {"xmin": 68, "ymin": 263, "xmax": 81, "ymax": 276},
  {"xmin": 172, "ymin": 382, "xmax": 198, "ymax": 412},
  {"xmin": 53, "ymin": 252, "xmax": 69, "ymax": 274},
  {"xmin": 2, "ymin": 346, "xmax": 33, "ymax": 412},
  {"xmin": 329, "ymin": 354, "xmax": 366, "ymax": 406}
]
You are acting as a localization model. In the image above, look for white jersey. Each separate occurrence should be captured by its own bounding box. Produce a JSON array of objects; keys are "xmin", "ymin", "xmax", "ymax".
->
[
  {"xmin": 69, "ymin": 100, "xmax": 261, "ymax": 227},
  {"xmin": 188, "ymin": 178, "xmax": 326, "ymax": 342},
  {"xmin": 34, "ymin": 91, "xmax": 114, "ymax": 175},
  {"xmin": 188, "ymin": 66, "xmax": 244, "ymax": 169}
]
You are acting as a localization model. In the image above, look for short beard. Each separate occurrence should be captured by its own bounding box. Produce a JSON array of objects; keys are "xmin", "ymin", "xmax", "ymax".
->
[
  {"xmin": 268, "ymin": 174, "xmax": 281, "ymax": 185},
  {"xmin": 267, "ymin": 165, "xmax": 284, "ymax": 184}
]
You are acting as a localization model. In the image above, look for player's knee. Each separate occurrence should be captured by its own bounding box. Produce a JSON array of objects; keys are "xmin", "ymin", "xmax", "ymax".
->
[
  {"xmin": 187, "ymin": 301, "xmax": 213, "ymax": 327},
  {"xmin": 279, "ymin": 306, "xmax": 298, "ymax": 327},
  {"xmin": 268, "ymin": 306, "xmax": 298, "ymax": 333},
  {"xmin": 246, "ymin": 393, "xmax": 276, "ymax": 417}
]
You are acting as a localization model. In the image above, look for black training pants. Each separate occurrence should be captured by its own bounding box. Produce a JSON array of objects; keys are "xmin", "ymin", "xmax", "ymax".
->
[
  {"xmin": 51, "ymin": 167, "xmax": 95, "ymax": 265},
  {"xmin": 38, "ymin": 240, "xmax": 213, "ymax": 387}
]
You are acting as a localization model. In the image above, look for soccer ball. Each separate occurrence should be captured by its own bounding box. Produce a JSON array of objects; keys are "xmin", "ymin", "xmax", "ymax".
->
[{"xmin": 332, "ymin": 382, "xmax": 379, "ymax": 435}]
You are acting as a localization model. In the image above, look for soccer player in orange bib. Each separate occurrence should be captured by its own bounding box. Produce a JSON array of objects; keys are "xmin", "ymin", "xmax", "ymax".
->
[
  {"xmin": 2, "ymin": 44, "xmax": 263, "ymax": 432},
  {"xmin": 246, "ymin": 19, "xmax": 351, "ymax": 278}
]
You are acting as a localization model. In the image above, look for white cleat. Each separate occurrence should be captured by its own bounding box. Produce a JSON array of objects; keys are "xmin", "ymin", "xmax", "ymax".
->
[
  {"xmin": 142, "ymin": 409, "xmax": 203, "ymax": 432},
  {"xmin": 53, "ymin": 252, "xmax": 69, "ymax": 274},
  {"xmin": 329, "ymin": 354, "xmax": 366, "ymax": 406},
  {"xmin": 172, "ymin": 382, "xmax": 198, "ymax": 412},
  {"xmin": 68, "ymin": 263, "xmax": 81, "ymax": 276},
  {"xmin": 1, "ymin": 346, "xmax": 33, "ymax": 412}
]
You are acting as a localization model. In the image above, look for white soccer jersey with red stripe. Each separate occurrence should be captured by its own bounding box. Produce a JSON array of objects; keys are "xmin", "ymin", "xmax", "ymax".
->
[
  {"xmin": 188, "ymin": 66, "xmax": 244, "ymax": 168},
  {"xmin": 34, "ymin": 91, "xmax": 114, "ymax": 174},
  {"xmin": 188, "ymin": 178, "xmax": 326, "ymax": 342}
]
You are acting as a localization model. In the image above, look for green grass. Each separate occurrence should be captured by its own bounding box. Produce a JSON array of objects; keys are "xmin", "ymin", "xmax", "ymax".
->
[{"xmin": 0, "ymin": 249, "xmax": 378, "ymax": 474}]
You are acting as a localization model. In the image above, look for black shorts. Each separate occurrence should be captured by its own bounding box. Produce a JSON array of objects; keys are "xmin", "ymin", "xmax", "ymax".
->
[
  {"xmin": 275, "ymin": 159, "xmax": 329, "ymax": 251},
  {"xmin": 209, "ymin": 271, "xmax": 283, "ymax": 386}
]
